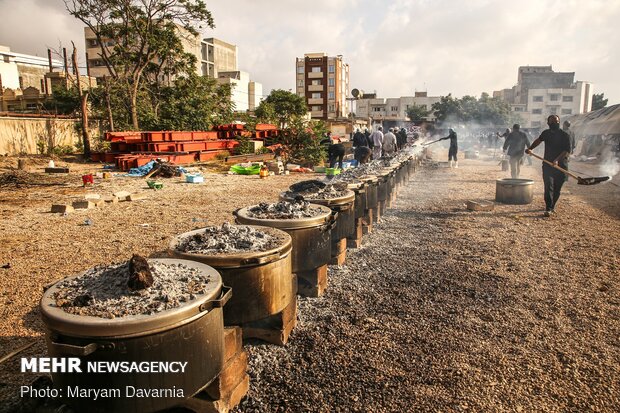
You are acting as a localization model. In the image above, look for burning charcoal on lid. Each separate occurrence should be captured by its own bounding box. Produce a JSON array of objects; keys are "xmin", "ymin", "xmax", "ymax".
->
[
  {"xmin": 246, "ymin": 201, "xmax": 325, "ymax": 220},
  {"xmin": 175, "ymin": 222, "xmax": 278, "ymax": 254},
  {"xmin": 127, "ymin": 254, "xmax": 154, "ymax": 290},
  {"xmin": 284, "ymin": 180, "xmax": 350, "ymax": 200}
]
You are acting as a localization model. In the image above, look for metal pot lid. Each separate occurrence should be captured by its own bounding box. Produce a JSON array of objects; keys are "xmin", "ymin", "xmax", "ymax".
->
[
  {"xmin": 279, "ymin": 189, "xmax": 355, "ymax": 206},
  {"xmin": 170, "ymin": 225, "xmax": 292, "ymax": 269},
  {"xmin": 235, "ymin": 203, "xmax": 333, "ymax": 230},
  {"xmin": 40, "ymin": 258, "xmax": 223, "ymax": 338}
]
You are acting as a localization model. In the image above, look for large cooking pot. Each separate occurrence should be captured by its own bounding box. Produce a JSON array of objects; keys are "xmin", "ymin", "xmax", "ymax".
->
[
  {"xmin": 40, "ymin": 258, "xmax": 230, "ymax": 413},
  {"xmin": 495, "ymin": 178, "xmax": 534, "ymax": 204},
  {"xmin": 346, "ymin": 181, "xmax": 367, "ymax": 219},
  {"xmin": 280, "ymin": 190, "xmax": 356, "ymax": 257},
  {"xmin": 170, "ymin": 226, "xmax": 293, "ymax": 325},
  {"xmin": 377, "ymin": 168, "xmax": 395, "ymax": 202},
  {"xmin": 234, "ymin": 204, "xmax": 334, "ymax": 274},
  {"xmin": 362, "ymin": 175, "xmax": 378, "ymax": 210}
]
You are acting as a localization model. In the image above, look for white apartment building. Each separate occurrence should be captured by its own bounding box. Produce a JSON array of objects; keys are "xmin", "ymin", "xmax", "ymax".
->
[
  {"xmin": 494, "ymin": 66, "xmax": 594, "ymax": 129},
  {"xmin": 356, "ymin": 92, "xmax": 441, "ymax": 121},
  {"xmin": 217, "ymin": 70, "xmax": 263, "ymax": 112}
]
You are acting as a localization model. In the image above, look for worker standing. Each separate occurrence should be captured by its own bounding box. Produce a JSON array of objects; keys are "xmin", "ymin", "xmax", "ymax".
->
[
  {"xmin": 370, "ymin": 126, "xmax": 384, "ymax": 159},
  {"xmin": 440, "ymin": 128, "xmax": 459, "ymax": 168},
  {"xmin": 502, "ymin": 124, "xmax": 530, "ymax": 178},
  {"xmin": 352, "ymin": 128, "xmax": 368, "ymax": 148},
  {"xmin": 525, "ymin": 115, "xmax": 572, "ymax": 217},
  {"xmin": 382, "ymin": 128, "xmax": 398, "ymax": 157}
]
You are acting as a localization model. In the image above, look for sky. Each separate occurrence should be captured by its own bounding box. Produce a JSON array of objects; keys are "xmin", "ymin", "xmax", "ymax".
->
[{"xmin": 1, "ymin": 0, "xmax": 618, "ymax": 105}]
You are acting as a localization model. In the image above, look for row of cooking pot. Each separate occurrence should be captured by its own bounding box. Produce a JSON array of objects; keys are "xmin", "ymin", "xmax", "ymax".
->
[{"xmin": 38, "ymin": 155, "xmax": 418, "ymax": 413}]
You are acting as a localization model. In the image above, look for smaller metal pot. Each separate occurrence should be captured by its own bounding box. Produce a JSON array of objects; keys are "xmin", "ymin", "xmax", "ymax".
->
[{"xmin": 495, "ymin": 178, "xmax": 534, "ymax": 204}]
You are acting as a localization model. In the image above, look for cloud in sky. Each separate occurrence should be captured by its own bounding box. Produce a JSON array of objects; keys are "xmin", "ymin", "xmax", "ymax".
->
[{"xmin": 1, "ymin": 0, "xmax": 618, "ymax": 104}]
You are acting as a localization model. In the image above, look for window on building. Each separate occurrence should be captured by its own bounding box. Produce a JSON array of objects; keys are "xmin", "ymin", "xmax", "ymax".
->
[
  {"xmin": 311, "ymin": 79, "xmax": 321, "ymax": 85},
  {"xmin": 2, "ymin": 54, "xmax": 10, "ymax": 63},
  {"xmin": 297, "ymin": 79, "xmax": 304, "ymax": 87},
  {"xmin": 312, "ymin": 92, "xmax": 321, "ymax": 99},
  {"xmin": 312, "ymin": 105, "xmax": 322, "ymax": 111},
  {"xmin": 328, "ymin": 104, "xmax": 335, "ymax": 112},
  {"xmin": 390, "ymin": 106, "xmax": 398, "ymax": 111},
  {"xmin": 26, "ymin": 103, "xmax": 38, "ymax": 110},
  {"xmin": 373, "ymin": 107, "xmax": 382, "ymax": 112},
  {"xmin": 297, "ymin": 66, "xmax": 305, "ymax": 74},
  {"xmin": 531, "ymin": 121, "xmax": 541, "ymax": 128},
  {"xmin": 328, "ymin": 91, "xmax": 334, "ymax": 99},
  {"xmin": 549, "ymin": 107, "xmax": 558, "ymax": 115},
  {"xmin": 549, "ymin": 94, "xmax": 560, "ymax": 101},
  {"xmin": 420, "ymin": 105, "xmax": 427, "ymax": 110},
  {"xmin": 561, "ymin": 108, "xmax": 572, "ymax": 115},
  {"xmin": 328, "ymin": 65, "xmax": 335, "ymax": 73},
  {"xmin": 87, "ymin": 39, "xmax": 99, "ymax": 47},
  {"xmin": 532, "ymin": 109, "xmax": 542, "ymax": 114},
  {"xmin": 533, "ymin": 96, "xmax": 543, "ymax": 102},
  {"xmin": 562, "ymin": 96, "xmax": 573, "ymax": 102},
  {"xmin": 514, "ymin": 107, "xmax": 524, "ymax": 112},
  {"xmin": 311, "ymin": 66, "xmax": 321, "ymax": 73},
  {"xmin": 328, "ymin": 78, "xmax": 334, "ymax": 86}
]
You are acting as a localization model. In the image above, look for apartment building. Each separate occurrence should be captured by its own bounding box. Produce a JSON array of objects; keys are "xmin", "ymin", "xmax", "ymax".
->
[
  {"xmin": 493, "ymin": 66, "xmax": 594, "ymax": 128},
  {"xmin": 295, "ymin": 53, "xmax": 350, "ymax": 120},
  {"xmin": 84, "ymin": 28, "xmax": 262, "ymax": 112},
  {"xmin": 356, "ymin": 92, "xmax": 441, "ymax": 122}
]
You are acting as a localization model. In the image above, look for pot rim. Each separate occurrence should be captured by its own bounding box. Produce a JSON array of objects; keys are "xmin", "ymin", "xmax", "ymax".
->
[
  {"xmin": 496, "ymin": 178, "xmax": 534, "ymax": 185},
  {"xmin": 279, "ymin": 189, "xmax": 355, "ymax": 206},
  {"xmin": 235, "ymin": 203, "xmax": 333, "ymax": 229},
  {"xmin": 170, "ymin": 225, "xmax": 292, "ymax": 268},
  {"xmin": 40, "ymin": 258, "xmax": 223, "ymax": 338}
]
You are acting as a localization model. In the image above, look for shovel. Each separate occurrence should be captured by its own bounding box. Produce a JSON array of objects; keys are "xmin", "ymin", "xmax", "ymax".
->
[
  {"xmin": 422, "ymin": 138, "xmax": 445, "ymax": 146},
  {"xmin": 527, "ymin": 152, "xmax": 610, "ymax": 185}
]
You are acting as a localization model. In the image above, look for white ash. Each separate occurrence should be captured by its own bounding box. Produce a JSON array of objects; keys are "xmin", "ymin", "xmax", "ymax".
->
[
  {"xmin": 247, "ymin": 201, "xmax": 325, "ymax": 219},
  {"xmin": 52, "ymin": 261, "xmax": 211, "ymax": 318},
  {"xmin": 284, "ymin": 183, "xmax": 350, "ymax": 200},
  {"xmin": 176, "ymin": 222, "xmax": 276, "ymax": 254}
]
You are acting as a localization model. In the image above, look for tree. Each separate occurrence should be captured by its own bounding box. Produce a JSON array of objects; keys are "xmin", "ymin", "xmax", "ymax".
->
[
  {"xmin": 255, "ymin": 89, "xmax": 307, "ymax": 128},
  {"xmin": 431, "ymin": 93, "xmax": 513, "ymax": 126},
  {"xmin": 278, "ymin": 118, "xmax": 327, "ymax": 165},
  {"xmin": 592, "ymin": 93, "xmax": 608, "ymax": 111},
  {"xmin": 64, "ymin": 0, "xmax": 214, "ymax": 129},
  {"xmin": 405, "ymin": 104, "xmax": 430, "ymax": 122}
]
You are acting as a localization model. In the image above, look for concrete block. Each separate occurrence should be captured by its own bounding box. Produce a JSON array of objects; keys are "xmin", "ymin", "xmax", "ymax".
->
[
  {"xmin": 128, "ymin": 193, "xmax": 147, "ymax": 201},
  {"xmin": 45, "ymin": 167, "xmax": 69, "ymax": 173},
  {"xmin": 466, "ymin": 200, "xmax": 495, "ymax": 212},
  {"xmin": 72, "ymin": 200, "xmax": 94, "ymax": 209},
  {"xmin": 112, "ymin": 191, "xmax": 131, "ymax": 201},
  {"xmin": 103, "ymin": 196, "xmax": 119, "ymax": 203},
  {"xmin": 51, "ymin": 204, "xmax": 74, "ymax": 214},
  {"xmin": 84, "ymin": 193, "xmax": 101, "ymax": 200}
]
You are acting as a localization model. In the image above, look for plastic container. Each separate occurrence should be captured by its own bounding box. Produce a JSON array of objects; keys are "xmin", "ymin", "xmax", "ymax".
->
[{"xmin": 186, "ymin": 174, "xmax": 204, "ymax": 183}]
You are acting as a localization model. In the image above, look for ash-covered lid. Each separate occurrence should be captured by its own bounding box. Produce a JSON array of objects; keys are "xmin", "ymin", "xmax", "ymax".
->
[
  {"xmin": 283, "ymin": 180, "xmax": 353, "ymax": 201},
  {"xmin": 40, "ymin": 258, "xmax": 223, "ymax": 337},
  {"xmin": 247, "ymin": 201, "xmax": 326, "ymax": 220},
  {"xmin": 175, "ymin": 223, "xmax": 279, "ymax": 254}
]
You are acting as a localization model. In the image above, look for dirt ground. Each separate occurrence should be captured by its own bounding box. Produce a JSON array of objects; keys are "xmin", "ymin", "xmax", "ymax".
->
[{"xmin": 1, "ymin": 151, "xmax": 619, "ymax": 412}]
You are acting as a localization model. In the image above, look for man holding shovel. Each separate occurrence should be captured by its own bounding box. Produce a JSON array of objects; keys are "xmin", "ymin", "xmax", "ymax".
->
[{"xmin": 525, "ymin": 115, "xmax": 571, "ymax": 217}]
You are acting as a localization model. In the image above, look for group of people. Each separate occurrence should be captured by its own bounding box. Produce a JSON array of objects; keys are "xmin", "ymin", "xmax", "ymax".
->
[
  {"xmin": 438, "ymin": 117, "xmax": 574, "ymax": 217},
  {"xmin": 351, "ymin": 126, "xmax": 409, "ymax": 165}
]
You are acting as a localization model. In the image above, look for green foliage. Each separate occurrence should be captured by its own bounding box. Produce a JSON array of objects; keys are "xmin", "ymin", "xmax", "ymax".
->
[
  {"xmin": 431, "ymin": 93, "xmax": 514, "ymax": 126},
  {"xmin": 43, "ymin": 86, "xmax": 81, "ymax": 115},
  {"xmin": 255, "ymin": 90, "xmax": 307, "ymax": 128},
  {"xmin": 279, "ymin": 118, "xmax": 327, "ymax": 165},
  {"xmin": 65, "ymin": 0, "xmax": 215, "ymax": 129},
  {"xmin": 405, "ymin": 104, "xmax": 431, "ymax": 122},
  {"xmin": 51, "ymin": 145, "xmax": 74, "ymax": 156},
  {"xmin": 234, "ymin": 135, "xmax": 255, "ymax": 155},
  {"xmin": 591, "ymin": 93, "xmax": 608, "ymax": 111}
]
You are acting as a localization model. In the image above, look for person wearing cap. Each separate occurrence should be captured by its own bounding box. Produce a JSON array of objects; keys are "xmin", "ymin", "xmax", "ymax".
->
[
  {"xmin": 525, "ymin": 115, "xmax": 572, "ymax": 217},
  {"xmin": 502, "ymin": 124, "xmax": 530, "ymax": 178},
  {"xmin": 440, "ymin": 128, "xmax": 459, "ymax": 168},
  {"xmin": 382, "ymin": 128, "xmax": 398, "ymax": 156},
  {"xmin": 370, "ymin": 126, "xmax": 384, "ymax": 159}
]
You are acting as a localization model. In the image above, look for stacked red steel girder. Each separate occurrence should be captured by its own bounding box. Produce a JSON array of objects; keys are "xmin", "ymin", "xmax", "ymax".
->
[{"xmin": 90, "ymin": 123, "xmax": 279, "ymax": 171}]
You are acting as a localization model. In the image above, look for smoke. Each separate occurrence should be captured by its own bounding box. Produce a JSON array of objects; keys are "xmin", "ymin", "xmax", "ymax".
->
[{"xmin": 598, "ymin": 145, "xmax": 620, "ymax": 178}]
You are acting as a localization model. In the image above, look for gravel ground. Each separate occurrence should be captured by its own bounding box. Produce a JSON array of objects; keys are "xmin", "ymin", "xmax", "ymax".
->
[
  {"xmin": 236, "ymin": 152, "xmax": 620, "ymax": 412},
  {"xmin": 1, "ymin": 152, "xmax": 619, "ymax": 412}
]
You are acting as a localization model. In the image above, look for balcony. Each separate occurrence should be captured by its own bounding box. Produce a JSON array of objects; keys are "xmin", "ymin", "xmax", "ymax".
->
[
  {"xmin": 308, "ymin": 98, "xmax": 323, "ymax": 105},
  {"xmin": 308, "ymin": 72, "xmax": 323, "ymax": 79},
  {"xmin": 308, "ymin": 85, "xmax": 323, "ymax": 92}
]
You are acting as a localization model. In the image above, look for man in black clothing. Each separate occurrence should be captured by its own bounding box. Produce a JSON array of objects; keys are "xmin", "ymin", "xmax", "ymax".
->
[
  {"xmin": 440, "ymin": 128, "xmax": 458, "ymax": 168},
  {"xmin": 526, "ymin": 115, "xmax": 572, "ymax": 217},
  {"xmin": 364, "ymin": 129, "xmax": 373, "ymax": 149},
  {"xmin": 502, "ymin": 124, "xmax": 530, "ymax": 178},
  {"xmin": 352, "ymin": 129, "xmax": 368, "ymax": 148},
  {"xmin": 328, "ymin": 143, "xmax": 345, "ymax": 169},
  {"xmin": 354, "ymin": 146, "xmax": 372, "ymax": 164}
]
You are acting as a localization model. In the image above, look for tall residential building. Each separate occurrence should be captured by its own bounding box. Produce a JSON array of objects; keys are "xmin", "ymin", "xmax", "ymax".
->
[
  {"xmin": 356, "ymin": 91, "xmax": 441, "ymax": 122},
  {"xmin": 84, "ymin": 29, "xmax": 262, "ymax": 112},
  {"xmin": 493, "ymin": 66, "xmax": 594, "ymax": 129},
  {"xmin": 295, "ymin": 53, "xmax": 350, "ymax": 120}
]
